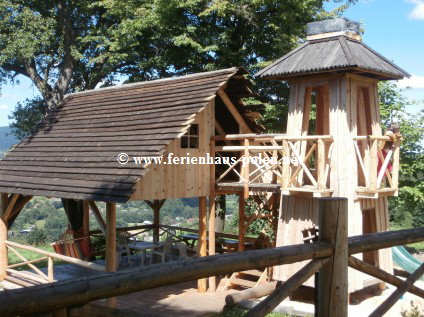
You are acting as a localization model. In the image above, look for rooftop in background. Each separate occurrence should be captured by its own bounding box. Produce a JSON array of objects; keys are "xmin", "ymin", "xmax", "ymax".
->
[{"xmin": 256, "ymin": 18, "xmax": 410, "ymax": 81}]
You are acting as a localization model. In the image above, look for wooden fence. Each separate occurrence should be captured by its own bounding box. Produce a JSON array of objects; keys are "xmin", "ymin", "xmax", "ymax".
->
[{"xmin": 0, "ymin": 198, "xmax": 423, "ymax": 317}]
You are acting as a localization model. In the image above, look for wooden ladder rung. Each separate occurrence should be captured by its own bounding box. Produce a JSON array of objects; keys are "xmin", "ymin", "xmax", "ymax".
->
[{"xmin": 231, "ymin": 278, "xmax": 258, "ymax": 288}]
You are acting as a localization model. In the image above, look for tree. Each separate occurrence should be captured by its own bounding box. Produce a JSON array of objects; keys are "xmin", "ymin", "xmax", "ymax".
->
[
  {"xmin": 2, "ymin": 0, "xmax": 355, "ymax": 139},
  {"xmin": 379, "ymin": 82, "xmax": 424, "ymax": 228},
  {"xmin": 8, "ymin": 97, "xmax": 47, "ymax": 139}
]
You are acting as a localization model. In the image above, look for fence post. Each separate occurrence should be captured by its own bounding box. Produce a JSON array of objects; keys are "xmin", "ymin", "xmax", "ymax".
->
[{"xmin": 317, "ymin": 198, "xmax": 348, "ymax": 317}]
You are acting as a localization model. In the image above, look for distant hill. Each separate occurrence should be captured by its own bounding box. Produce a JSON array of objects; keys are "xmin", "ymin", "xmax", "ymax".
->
[{"xmin": 0, "ymin": 126, "xmax": 18, "ymax": 158}]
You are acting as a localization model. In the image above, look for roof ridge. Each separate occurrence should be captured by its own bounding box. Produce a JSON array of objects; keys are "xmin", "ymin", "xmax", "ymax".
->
[
  {"xmin": 66, "ymin": 67, "xmax": 240, "ymax": 98},
  {"xmin": 338, "ymin": 36, "xmax": 357, "ymax": 67}
]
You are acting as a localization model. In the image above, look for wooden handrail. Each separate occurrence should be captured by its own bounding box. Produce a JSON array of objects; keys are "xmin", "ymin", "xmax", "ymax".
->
[
  {"xmin": 160, "ymin": 225, "xmax": 256, "ymax": 242},
  {"xmin": 0, "ymin": 227, "xmax": 424, "ymax": 316},
  {"xmin": 4, "ymin": 241, "xmax": 105, "ymax": 272},
  {"xmin": 212, "ymin": 134, "xmax": 333, "ymax": 141},
  {"xmin": 89, "ymin": 224, "xmax": 154, "ymax": 235}
]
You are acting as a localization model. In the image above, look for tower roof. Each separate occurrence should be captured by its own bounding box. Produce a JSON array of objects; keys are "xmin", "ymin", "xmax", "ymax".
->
[{"xmin": 256, "ymin": 35, "xmax": 410, "ymax": 80}]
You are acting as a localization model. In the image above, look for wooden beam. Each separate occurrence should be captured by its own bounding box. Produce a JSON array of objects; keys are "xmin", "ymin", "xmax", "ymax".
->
[
  {"xmin": 369, "ymin": 262, "xmax": 424, "ymax": 317},
  {"xmin": 152, "ymin": 199, "xmax": 164, "ymax": 244},
  {"xmin": 106, "ymin": 202, "xmax": 117, "ymax": 308},
  {"xmin": 198, "ymin": 196, "xmax": 207, "ymax": 292},
  {"xmin": 6, "ymin": 195, "xmax": 33, "ymax": 223},
  {"xmin": 225, "ymin": 281, "xmax": 279, "ymax": 306},
  {"xmin": 243, "ymin": 139, "xmax": 250, "ymax": 199},
  {"xmin": 0, "ymin": 193, "xmax": 8, "ymax": 281},
  {"xmin": 217, "ymin": 88, "xmax": 251, "ymax": 134},
  {"xmin": 348, "ymin": 256, "xmax": 424, "ymax": 299},
  {"xmin": 88, "ymin": 201, "xmax": 106, "ymax": 236},
  {"xmin": 317, "ymin": 198, "xmax": 348, "ymax": 317},
  {"xmin": 245, "ymin": 258, "xmax": 328, "ymax": 317},
  {"xmin": 3, "ymin": 194, "xmax": 19, "ymax": 222},
  {"xmin": 238, "ymin": 193, "xmax": 245, "ymax": 252}
]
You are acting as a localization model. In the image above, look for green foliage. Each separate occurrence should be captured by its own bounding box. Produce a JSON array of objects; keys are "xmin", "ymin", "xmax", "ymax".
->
[
  {"xmin": 26, "ymin": 227, "xmax": 48, "ymax": 246},
  {"xmin": 378, "ymin": 82, "xmax": 424, "ymax": 228},
  {"xmin": 8, "ymin": 97, "xmax": 47, "ymax": 140}
]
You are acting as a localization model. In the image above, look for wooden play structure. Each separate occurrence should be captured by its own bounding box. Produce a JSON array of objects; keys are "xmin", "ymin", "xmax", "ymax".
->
[{"xmin": 0, "ymin": 17, "xmax": 421, "ymax": 317}]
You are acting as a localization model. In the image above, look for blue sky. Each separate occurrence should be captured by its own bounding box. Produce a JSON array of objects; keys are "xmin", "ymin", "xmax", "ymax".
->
[{"xmin": 0, "ymin": 0, "xmax": 423, "ymax": 127}]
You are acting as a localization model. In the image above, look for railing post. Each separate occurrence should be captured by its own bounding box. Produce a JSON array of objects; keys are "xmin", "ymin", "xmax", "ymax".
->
[
  {"xmin": 243, "ymin": 138, "xmax": 250, "ymax": 199},
  {"xmin": 281, "ymin": 139, "xmax": 290, "ymax": 188},
  {"xmin": 391, "ymin": 141, "xmax": 400, "ymax": 189},
  {"xmin": 105, "ymin": 202, "xmax": 117, "ymax": 307},
  {"xmin": 198, "ymin": 196, "xmax": 207, "ymax": 292},
  {"xmin": 48, "ymin": 256, "xmax": 54, "ymax": 282},
  {"xmin": 317, "ymin": 198, "xmax": 348, "ymax": 317},
  {"xmin": 0, "ymin": 193, "xmax": 8, "ymax": 281},
  {"xmin": 369, "ymin": 138, "xmax": 378, "ymax": 191},
  {"xmin": 209, "ymin": 139, "xmax": 217, "ymax": 292},
  {"xmin": 317, "ymin": 138, "xmax": 326, "ymax": 190}
]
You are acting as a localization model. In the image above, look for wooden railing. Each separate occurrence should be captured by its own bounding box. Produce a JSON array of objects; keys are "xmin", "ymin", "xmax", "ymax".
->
[
  {"xmin": 4, "ymin": 240, "xmax": 105, "ymax": 284},
  {"xmin": 353, "ymin": 136, "xmax": 401, "ymax": 198},
  {"xmin": 212, "ymin": 134, "xmax": 334, "ymax": 197},
  {"xmin": 0, "ymin": 199, "xmax": 424, "ymax": 317}
]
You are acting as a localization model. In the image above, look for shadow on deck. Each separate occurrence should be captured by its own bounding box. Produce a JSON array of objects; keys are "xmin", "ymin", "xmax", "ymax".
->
[{"xmin": 6, "ymin": 255, "xmax": 235, "ymax": 317}]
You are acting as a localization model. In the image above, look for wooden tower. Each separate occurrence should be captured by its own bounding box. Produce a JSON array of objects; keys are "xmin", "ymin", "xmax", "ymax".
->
[{"xmin": 256, "ymin": 18, "xmax": 409, "ymax": 292}]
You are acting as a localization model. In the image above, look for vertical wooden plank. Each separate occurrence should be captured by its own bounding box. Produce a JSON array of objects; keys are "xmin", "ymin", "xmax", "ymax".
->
[
  {"xmin": 238, "ymin": 193, "xmax": 245, "ymax": 252},
  {"xmin": 48, "ymin": 256, "xmax": 54, "ymax": 282},
  {"xmin": 0, "ymin": 193, "xmax": 8, "ymax": 281},
  {"xmin": 370, "ymin": 139, "xmax": 378, "ymax": 191},
  {"xmin": 318, "ymin": 198, "xmax": 348, "ymax": 317},
  {"xmin": 391, "ymin": 141, "xmax": 400, "ymax": 189},
  {"xmin": 106, "ymin": 202, "xmax": 117, "ymax": 308},
  {"xmin": 281, "ymin": 139, "xmax": 290, "ymax": 188},
  {"xmin": 198, "ymin": 196, "xmax": 207, "ymax": 292},
  {"xmin": 317, "ymin": 138, "xmax": 326, "ymax": 190},
  {"xmin": 209, "ymin": 139, "xmax": 216, "ymax": 292}
]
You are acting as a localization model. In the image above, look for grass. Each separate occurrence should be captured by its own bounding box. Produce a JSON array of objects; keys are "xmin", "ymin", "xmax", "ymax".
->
[
  {"xmin": 209, "ymin": 306, "xmax": 293, "ymax": 317},
  {"xmin": 7, "ymin": 243, "xmax": 64, "ymax": 270}
]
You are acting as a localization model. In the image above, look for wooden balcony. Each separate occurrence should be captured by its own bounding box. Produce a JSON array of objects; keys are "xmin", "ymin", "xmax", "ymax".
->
[
  {"xmin": 211, "ymin": 134, "xmax": 334, "ymax": 198},
  {"xmin": 353, "ymin": 135, "xmax": 401, "ymax": 199}
]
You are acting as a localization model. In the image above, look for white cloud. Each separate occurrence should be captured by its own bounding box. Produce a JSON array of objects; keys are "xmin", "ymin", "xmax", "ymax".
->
[
  {"xmin": 0, "ymin": 104, "xmax": 9, "ymax": 110},
  {"xmin": 408, "ymin": 0, "xmax": 424, "ymax": 20},
  {"xmin": 397, "ymin": 75, "xmax": 424, "ymax": 89}
]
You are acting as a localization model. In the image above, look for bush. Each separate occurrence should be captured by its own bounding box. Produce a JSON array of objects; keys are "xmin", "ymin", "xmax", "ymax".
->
[{"xmin": 26, "ymin": 227, "xmax": 48, "ymax": 246}]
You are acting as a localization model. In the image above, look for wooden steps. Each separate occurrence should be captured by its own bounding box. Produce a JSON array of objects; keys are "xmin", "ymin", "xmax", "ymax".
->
[{"xmin": 222, "ymin": 269, "xmax": 268, "ymax": 291}]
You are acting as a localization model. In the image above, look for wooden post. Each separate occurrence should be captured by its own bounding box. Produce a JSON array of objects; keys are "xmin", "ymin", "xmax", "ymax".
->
[
  {"xmin": 198, "ymin": 196, "xmax": 207, "ymax": 292},
  {"xmin": 317, "ymin": 138, "xmax": 326, "ymax": 190},
  {"xmin": 243, "ymin": 138, "xmax": 250, "ymax": 199},
  {"xmin": 48, "ymin": 256, "xmax": 54, "ymax": 282},
  {"xmin": 369, "ymin": 139, "xmax": 378, "ymax": 191},
  {"xmin": 281, "ymin": 139, "xmax": 290, "ymax": 188},
  {"xmin": 317, "ymin": 198, "xmax": 348, "ymax": 317},
  {"xmin": 0, "ymin": 193, "xmax": 8, "ymax": 281},
  {"xmin": 106, "ymin": 202, "xmax": 117, "ymax": 307},
  {"xmin": 238, "ymin": 193, "xmax": 245, "ymax": 252},
  {"xmin": 153, "ymin": 200, "xmax": 160, "ymax": 244},
  {"xmin": 391, "ymin": 141, "xmax": 400, "ymax": 189},
  {"xmin": 209, "ymin": 139, "xmax": 216, "ymax": 292},
  {"xmin": 82, "ymin": 201, "xmax": 89, "ymax": 237}
]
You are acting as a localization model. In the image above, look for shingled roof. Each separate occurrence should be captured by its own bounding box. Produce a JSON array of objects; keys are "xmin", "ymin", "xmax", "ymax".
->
[
  {"xmin": 256, "ymin": 36, "xmax": 410, "ymax": 80},
  {"xmin": 0, "ymin": 67, "xmax": 259, "ymax": 203}
]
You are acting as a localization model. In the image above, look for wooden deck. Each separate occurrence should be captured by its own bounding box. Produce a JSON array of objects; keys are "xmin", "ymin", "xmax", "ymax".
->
[{"xmin": 3, "ymin": 255, "xmax": 237, "ymax": 317}]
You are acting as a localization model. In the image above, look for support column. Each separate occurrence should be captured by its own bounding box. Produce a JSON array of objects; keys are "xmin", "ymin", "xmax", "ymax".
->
[
  {"xmin": 0, "ymin": 193, "xmax": 8, "ymax": 281},
  {"xmin": 317, "ymin": 198, "xmax": 348, "ymax": 317},
  {"xmin": 198, "ymin": 196, "xmax": 207, "ymax": 292},
  {"xmin": 238, "ymin": 193, "xmax": 245, "ymax": 252},
  {"xmin": 82, "ymin": 201, "xmax": 89, "ymax": 237},
  {"xmin": 153, "ymin": 200, "xmax": 160, "ymax": 244},
  {"xmin": 105, "ymin": 202, "xmax": 117, "ymax": 307}
]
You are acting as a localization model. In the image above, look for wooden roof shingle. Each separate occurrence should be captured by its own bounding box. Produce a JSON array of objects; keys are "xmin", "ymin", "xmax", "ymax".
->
[{"xmin": 0, "ymin": 67, "xmax": 254, "ymax": 202}]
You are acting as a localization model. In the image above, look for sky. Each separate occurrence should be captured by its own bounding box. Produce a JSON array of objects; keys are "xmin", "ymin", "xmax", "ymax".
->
[{"xmin": 0, "ymin": 0, "xmax": 423, "ymax": 127}]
